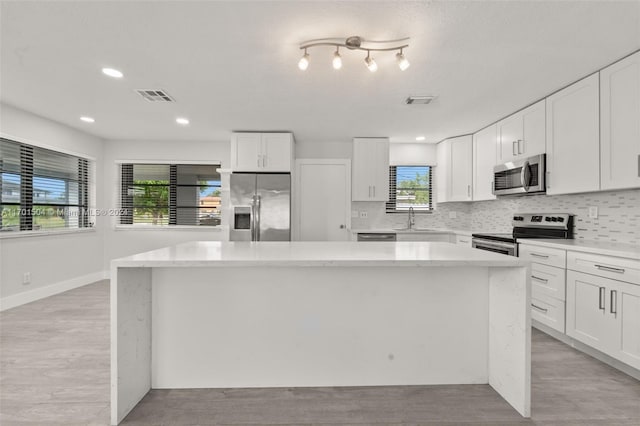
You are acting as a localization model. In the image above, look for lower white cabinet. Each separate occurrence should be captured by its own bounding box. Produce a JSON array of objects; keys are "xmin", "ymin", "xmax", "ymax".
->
[
  {"xmin": 531, "ymin": 293, "xmax": 566, "ymax": 333},
  {"xmin": 566, "ymin": 270, "xmax": 640, "ymax": 370}
]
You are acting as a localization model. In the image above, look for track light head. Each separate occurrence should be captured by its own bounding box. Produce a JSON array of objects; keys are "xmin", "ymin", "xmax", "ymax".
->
[
  {"xmin": 298, "ymin": 49, "xmax": 310, "ymax": 71},
  {"xmin": 396, "ymin": 50, "xmax": 410, "ymax": 71},
  {"xmin": 365, "ymin": 51, "xmax": 378, "ymax": 72},
  {"xmin": 332, "ymin": 48, "xmax": 342, "ymax": 70}
]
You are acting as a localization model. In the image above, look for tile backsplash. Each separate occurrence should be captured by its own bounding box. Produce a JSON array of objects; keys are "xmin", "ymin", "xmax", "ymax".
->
[{"xmin": 352, "ymin": 188, "xmax": 640, "ymax": 245}]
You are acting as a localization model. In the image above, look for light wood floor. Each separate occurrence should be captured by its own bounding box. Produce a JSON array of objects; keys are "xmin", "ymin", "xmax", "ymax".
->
[{"xmin": 1, "ymin": 280, "xmax": 639, "ymax": 425}]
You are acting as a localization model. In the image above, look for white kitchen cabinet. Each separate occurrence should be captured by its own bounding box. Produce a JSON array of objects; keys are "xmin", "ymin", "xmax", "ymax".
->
[
  {"xmin": 472, "ymin": 124, "xmax": 497, "ymax": 201},
  {"xmin": 600, "ymin": 51, "xmax": 640, "ymax": 190},
  {"xmin": 455, "ymin": 234, "xmax": 472, "ymax": 246},
  {"xmin": 497, "ymin": 100, "xmax": 546, "ymax": 163},
  {"xmin": 566, "ymin": 250, "xmax": 640, "ymax": 370},
  {"xmin": 566, "ymin": 270, "xmax": 640, "ymax": 369},
  {"xmin": 546, "ymin": 73, "xmax": 600, "ymax": 195},
  {"xmin": 352, "ymin": 138, "xmax": 389, "ymax": 201},
  {"xmin": 520, "ymin": 243, "xmax": 567, "ymax": 333},
  {"xmin": 230, "ymin": 133, "xmax": 293, "ymax": 172},
  {"xmin": 436, "ymin": 135, "xmax": 472, "ymax": 203}
]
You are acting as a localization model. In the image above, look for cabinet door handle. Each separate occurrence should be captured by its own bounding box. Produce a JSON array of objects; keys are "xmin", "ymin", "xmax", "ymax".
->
[
  {"xmin": 610, "ymin": 290, "xmax": 617, "ymax": 315},
  {"xmin": 257, "ymin": 156, "xmax": 261, "ymax": 168},
  {"xmin": 595, "ymin": 264, "xmax": 625, "ymax": 274},
  {"xmin": 263, "ymin": 155, "xmax": 267, "ymax": 168},
  {"xmin": 598, "ymin": 287, "xmax": 605, "ymax": 311},
  {"xmin": 373, "ymin": 186, "xmax": 376, "ymax": 197},
  {"xmin": 530, "ymin": 253, "xmax": 549, "ymax": 259},
  {"xmin": 531, "ymin": 303, "xmax": 548, "ymax": 313},
  {"xmin": 512, "ymin": 141, "xmax": 518, "ymax": 156},
  {"xmin": 637, "ymin": 154, "xmax": 640, "ymax": 177},
  {"xmin": 531, "ymin": 275, "xmax": 548, "ymax": 283},
  {"xmin": 517, "ymin": 139, "xmax": 523, "ymax": 154}
]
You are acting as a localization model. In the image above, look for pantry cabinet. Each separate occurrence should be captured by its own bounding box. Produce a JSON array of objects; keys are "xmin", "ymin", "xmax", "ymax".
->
[
  {"xmin": 472, "ymin": 124, "xmax": 497, "ymax": 201},
  {"xmin": 352, "ymin": 138, "xmax": 389, "ymax": 201},
  {"xmin": 436, "ymin": 135, "xmax": 472, "ymax": 202},
  {"xmin": 600, "ymin": 51, "xmax": 640, "ymax": 190},
  {"xmin": 546, "ymin": 73, "xmax": 600, "ymax": 195},
  {"xmin": 231, "ymin": 132, "xmax": 293, "ymax": 172},
  {"xmin": 497, "ymin": 100, "xmax": 546, "ymax": 163}
]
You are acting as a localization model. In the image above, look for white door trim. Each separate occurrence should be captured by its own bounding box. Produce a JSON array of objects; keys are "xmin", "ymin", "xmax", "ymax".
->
[{"xmin": 293, "ymin": 159, "xmax": 351, "ymax": 241}]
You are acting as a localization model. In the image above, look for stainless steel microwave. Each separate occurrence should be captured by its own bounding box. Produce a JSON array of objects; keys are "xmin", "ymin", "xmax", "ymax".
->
[{"xmin": 493, "ymin": 154, "xmax": 546, "ymax": 196}]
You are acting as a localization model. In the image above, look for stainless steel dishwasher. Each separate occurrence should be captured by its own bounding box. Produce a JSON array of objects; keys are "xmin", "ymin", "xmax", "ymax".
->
[{"xmin": 357, "ymin": 233, "xmax": 397, "ymax": 242}]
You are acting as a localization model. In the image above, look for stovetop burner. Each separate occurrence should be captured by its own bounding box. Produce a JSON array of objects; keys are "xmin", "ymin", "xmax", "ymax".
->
[{"xmin": 472, "ymin": 213, "xmax": 574, "ymax": 243}]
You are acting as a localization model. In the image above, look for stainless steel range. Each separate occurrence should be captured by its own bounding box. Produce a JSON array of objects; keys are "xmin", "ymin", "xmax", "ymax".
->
[{"xmin": 472, "ymin": 213, "xmax": 574, "ymax": 256}]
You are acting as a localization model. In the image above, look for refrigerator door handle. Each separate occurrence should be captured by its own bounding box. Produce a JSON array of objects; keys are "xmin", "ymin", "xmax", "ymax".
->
[
  {"xmin": 254, "ymin": 194, "xmax": 262, "ymax": 241},
  {"xmin": 250, "ymin": 196, "xmax": 256, "ymax": 241}
]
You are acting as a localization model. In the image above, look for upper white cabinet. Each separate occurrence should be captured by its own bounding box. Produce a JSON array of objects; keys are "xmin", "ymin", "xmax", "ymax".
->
[
  {"xmin": 231, "ymin": 132, "xmax": 294, "ymax": 172},
  {"xmin": 497, "ymin": 100, "xmax": 546, "ymax": 163},
  {"xmin": 472, "ymin": 124, "xmax": 497, "ymax": 201},
  {"xmin": 436, "ymin": 135, "xmax": 472, "ymax": 202},
  {"xmin": 352, "ymin": 138, "xmax": 389, "ymax": 201},
  {"xmin": 546, "ymin": 73, "xmax": 600, "ymax": 195},
  {"xmin": 600, "ymin": 51, "xmax": 640, "ymax": 190}
]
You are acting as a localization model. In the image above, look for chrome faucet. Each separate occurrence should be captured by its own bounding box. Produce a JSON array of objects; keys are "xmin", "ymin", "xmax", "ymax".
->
[{"xmin": 408, "ymin": 206, "xmax": 415, "ymax": 230}]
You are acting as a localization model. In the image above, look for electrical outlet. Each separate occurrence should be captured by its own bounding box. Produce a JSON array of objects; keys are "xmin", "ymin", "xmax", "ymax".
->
[
  {"xmin": 588, "ymin": 206, "xmax": 598, "ymax": 219},
  {"xmin": 448, "ymin": 211, "xmax": 457, "ymax": 219},
  {"xmin": 359, "ymin": 211, "xmax": 368, "ymax": 219},
  {"xmin": 351, "ymin": 210, "xmax": 359, "ymax": 218},
  {"xmin": 22, "ymin": 272, "xmax": 31, "ymax": 285}
]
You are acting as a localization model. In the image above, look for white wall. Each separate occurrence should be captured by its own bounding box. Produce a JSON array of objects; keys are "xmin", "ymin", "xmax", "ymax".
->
[
  {"xmin": 0, "ymin": 103, "xmax": 106, "ymax": 308},
  {"xmin": 102, "ymin": 139, "xmax": 229, "ymax": 271}
]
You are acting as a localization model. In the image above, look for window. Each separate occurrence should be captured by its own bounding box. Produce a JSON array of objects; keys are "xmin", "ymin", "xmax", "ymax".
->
[
  {"xmin": 0, "ymin": 138, "xmax": 92, "ymax": 232},
  {"xmin": 120, "ymin": 163, "xmax": 221, "ymax": 226},
  {"xmin": 386, "ymin": 165, "xmax": 433, "ymax": 212}
]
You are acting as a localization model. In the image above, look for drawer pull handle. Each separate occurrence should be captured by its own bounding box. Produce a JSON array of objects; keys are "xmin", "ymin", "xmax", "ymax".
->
[
  {"xmin": 595, "ymin": 264, "xmax": 625, "ymax": 274},
  {"xmin": 531, "ymin": 303, "xmax": 548, "ymax": 313},
  {"xmin": 610, "ymin": 290, "xmax": 617, "ymax": 315},
  {"xmin": 599, "ymin": 287, "xmax": 605, "ymax": 311},
  {"xmin": 530, "ymin": 253, "xmax": 549, "ymax": 259},
  {"xmin": 531, "ymin": 275, "xmax": 548, "ymax": 283}
]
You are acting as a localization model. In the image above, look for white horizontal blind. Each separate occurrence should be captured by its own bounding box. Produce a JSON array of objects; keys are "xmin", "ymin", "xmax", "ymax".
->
[
  {"xmin": 120, "ymin": 163, "xmax": 221, "ymax": 226},
  {"xmin": 386, "ymin": 165, "xmax": 433, "ymax": 212},
  {"xmin": 0, "ymin": 137, "xmax": 92, "ymax": 232}
]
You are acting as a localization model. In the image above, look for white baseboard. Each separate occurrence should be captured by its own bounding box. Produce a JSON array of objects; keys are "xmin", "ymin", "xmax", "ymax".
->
[{"xmin": 0, "ymin": 270, "xmax": 108, "ymax": 311}]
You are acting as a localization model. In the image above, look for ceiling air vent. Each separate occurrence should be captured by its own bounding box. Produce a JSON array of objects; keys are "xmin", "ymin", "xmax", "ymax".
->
[
  {"xmin": 135, "ymin": 89, "xmax": 175, "ymax": 102},
  {"xmin": 405, "ymin": 96, "xmax": 436, "ymax": 105}
]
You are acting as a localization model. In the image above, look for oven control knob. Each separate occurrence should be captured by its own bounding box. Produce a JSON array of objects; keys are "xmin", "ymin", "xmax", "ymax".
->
[
  {"xmin": 551, "ymin": 217, "xmax": 558, "ymax": 222},
  {"xmin": 558, "ymin": 217, "xmax": 565, "ymax": 222},
  {"xmin": 545, "ymin": 217, "xmax": 551, "ymax": 222}
]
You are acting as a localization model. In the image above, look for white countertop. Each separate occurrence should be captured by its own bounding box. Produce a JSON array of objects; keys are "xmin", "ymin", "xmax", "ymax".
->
[
  {"xmin": 112, "ymin": 241, "xmax": 527, "ymax": 268},
  {"xmin": 351, "ymin": 228, "xmax": 472, "ymax": 236},
  {"xmin": 518, "ymin": 239, "xmax": 640, "ymax": 260}
]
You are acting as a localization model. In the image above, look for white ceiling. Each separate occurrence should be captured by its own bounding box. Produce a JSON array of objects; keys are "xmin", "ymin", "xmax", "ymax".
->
[{"xmin": 1, "ymin": 1, "xmax": 639, "ymax": 144}]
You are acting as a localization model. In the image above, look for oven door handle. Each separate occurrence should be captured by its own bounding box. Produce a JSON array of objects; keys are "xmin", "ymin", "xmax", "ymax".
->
[
  {"xmin": 472, "ymin": 239, "xmax": 516, "ymax": 250},
  {"xmin": 520, "ymin": 160, "xmax": 531, "ymax": 192}
]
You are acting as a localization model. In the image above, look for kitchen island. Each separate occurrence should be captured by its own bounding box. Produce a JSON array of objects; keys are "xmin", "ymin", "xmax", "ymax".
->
[{"xmin": 111, "ymin": 241, "xmax": 531, "ymax": 425}]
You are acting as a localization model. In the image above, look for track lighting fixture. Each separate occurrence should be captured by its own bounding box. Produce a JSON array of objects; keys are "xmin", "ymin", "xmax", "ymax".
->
[{"xmin": 297, "ymin": 35, "xmax": 409, "ymax": 72}]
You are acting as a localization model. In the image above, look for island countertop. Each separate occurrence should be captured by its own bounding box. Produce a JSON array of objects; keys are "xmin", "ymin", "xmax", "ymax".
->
[{"xmin": 112, "ymin": 240, "xmax": 528, "ymax": 268}]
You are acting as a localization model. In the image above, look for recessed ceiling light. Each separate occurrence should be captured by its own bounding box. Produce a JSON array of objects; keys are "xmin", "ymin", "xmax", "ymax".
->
[
  {"xmin": 176, "ymin": 117, "xmax": 190, "ymax": 125},
  {"xmin": 102, "ymin": 67, "xmax": 123, "ymax": 78},
  {"xmin": 416, "ymin": 136, "xmax": 425, "ymax": 141},
  {"xmin": 80, "ymin": 116, "xmax": 95, "ymax": 123}
]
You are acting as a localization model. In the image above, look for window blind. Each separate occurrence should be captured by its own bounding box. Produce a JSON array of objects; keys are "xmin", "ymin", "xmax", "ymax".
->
[
  {"xmin": 0, "ymin": 137, "xmax": 92, "ymax": 232},
  {"xmin": 120, "ymin": 163, "xmax": 221, "ymax": 226},
  {"xmin": 386, "ymin": 165, "xmax": 433, "ymax": 212}
]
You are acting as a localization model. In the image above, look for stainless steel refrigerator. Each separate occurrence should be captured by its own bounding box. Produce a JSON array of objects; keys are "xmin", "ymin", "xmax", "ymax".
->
[{"xmin": 229, "ymin": 173, "xmax": 290, "ymax": 241}]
